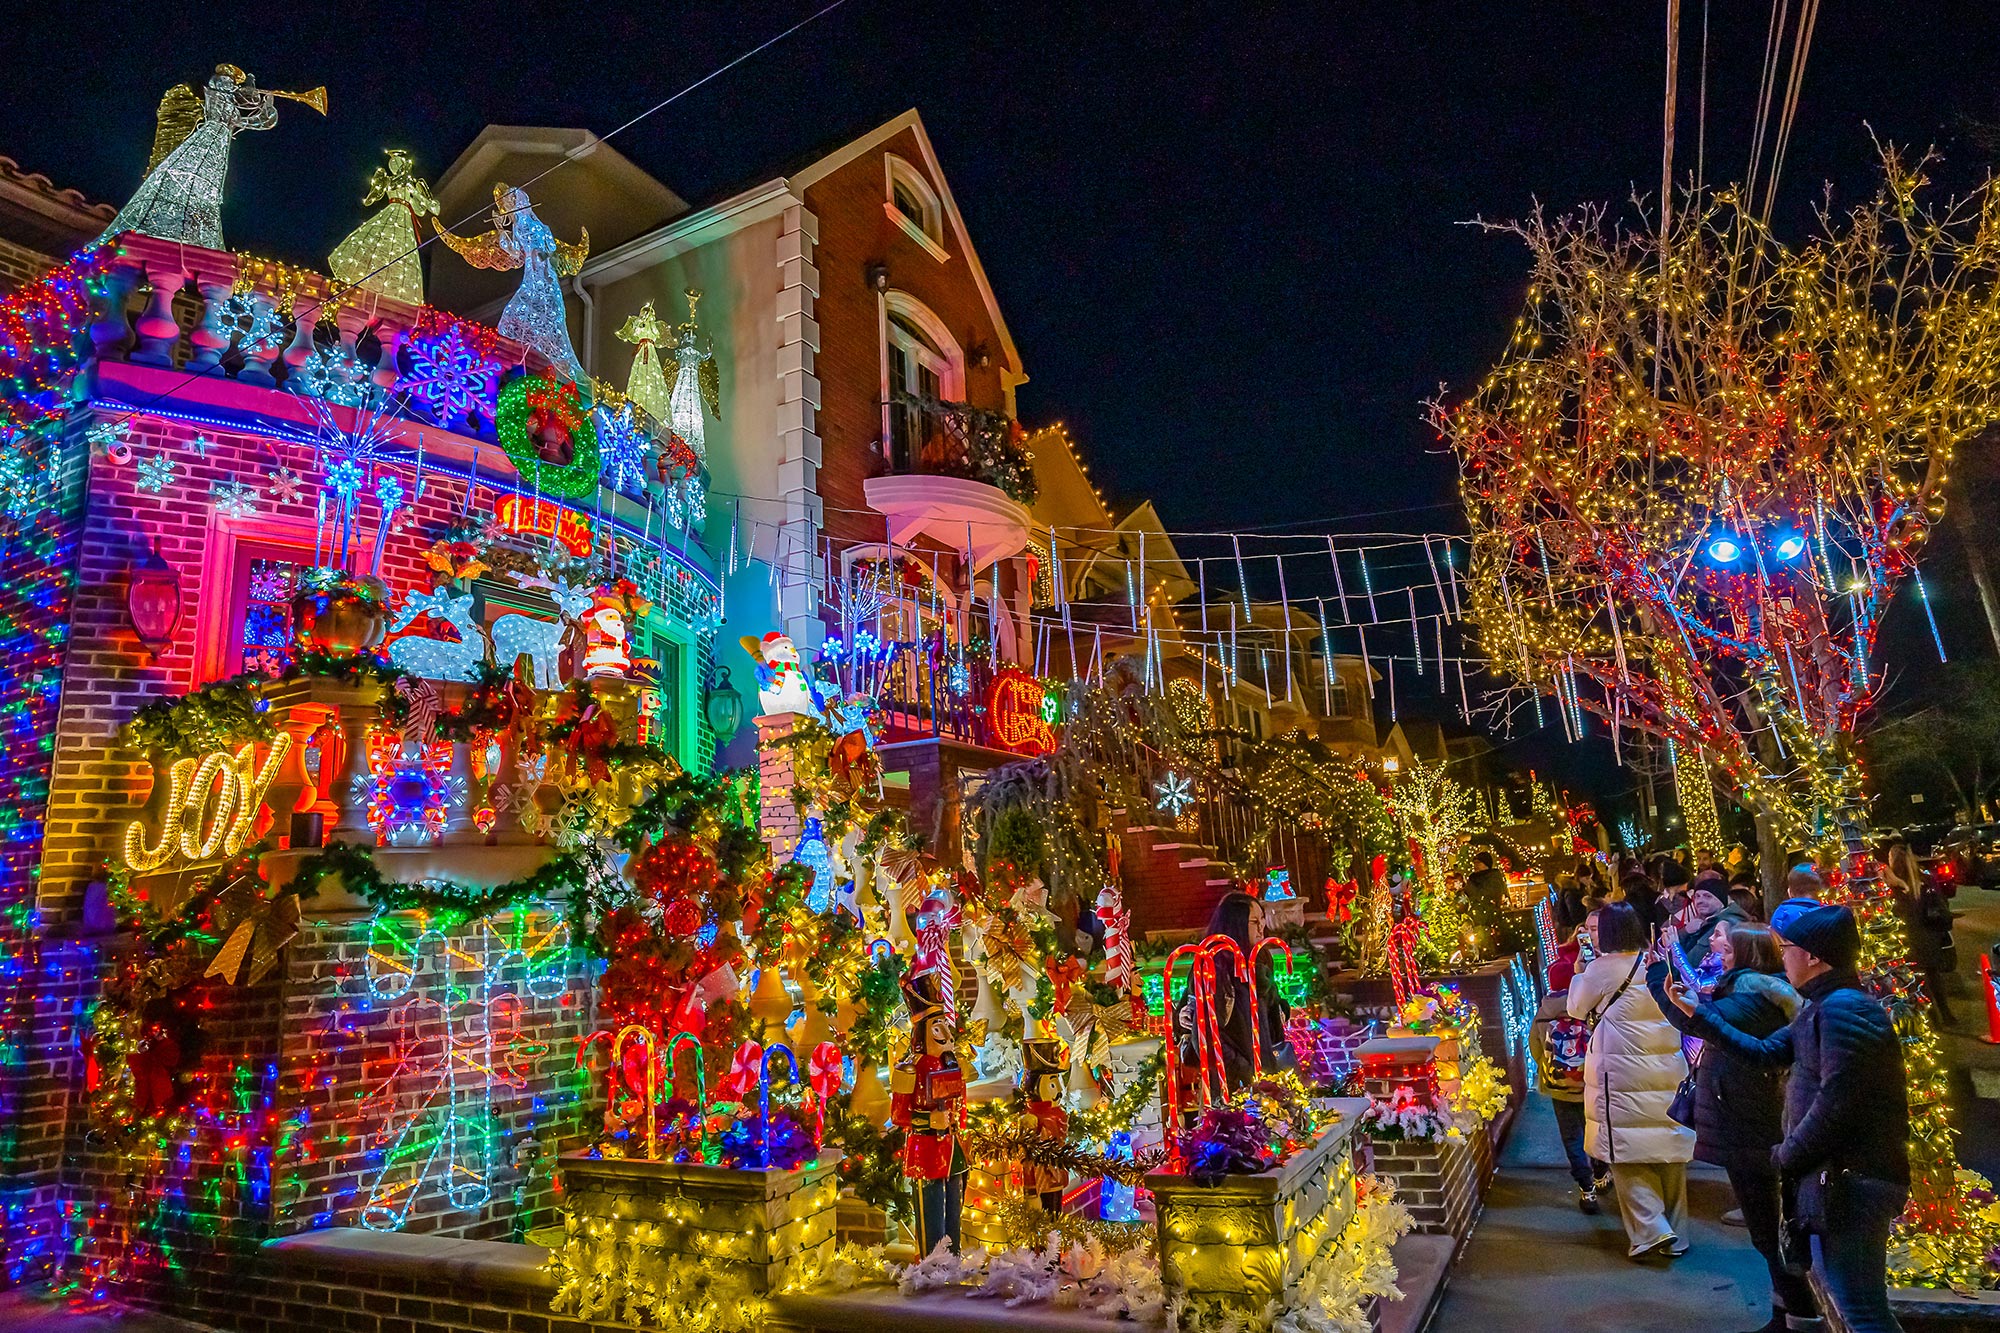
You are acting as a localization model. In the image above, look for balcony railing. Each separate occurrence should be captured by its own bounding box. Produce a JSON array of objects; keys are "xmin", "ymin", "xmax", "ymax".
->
[
  {"xmin": 81, "ymin": 234, "xmax": 704, "ymax": 514},
  {"xmin": 886, "ymin": 391, "xmax": 1039, "ymax": 506}
]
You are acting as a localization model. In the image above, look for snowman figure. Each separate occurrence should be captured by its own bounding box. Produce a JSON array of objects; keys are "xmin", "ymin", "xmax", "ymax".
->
[{"xmin": 739, "ymin": 631, "xmax": 823, "ymax": 717}]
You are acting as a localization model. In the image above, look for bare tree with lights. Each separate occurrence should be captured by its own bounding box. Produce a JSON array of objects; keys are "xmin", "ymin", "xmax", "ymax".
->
[{"xmin": 1432, "ymin": 147, "xmax": 2000, "ymax": 1285}]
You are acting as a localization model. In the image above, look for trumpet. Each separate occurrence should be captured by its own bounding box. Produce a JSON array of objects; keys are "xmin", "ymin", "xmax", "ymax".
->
[{"xmin": 268, "ymin": 85, "xmax": 328, "ymax": 115}]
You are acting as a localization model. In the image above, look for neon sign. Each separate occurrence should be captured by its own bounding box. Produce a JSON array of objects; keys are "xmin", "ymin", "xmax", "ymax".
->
[
  {"xmin": 121, "ymin": 735, "xmax": 292, "ymax": 873},
  {"xmin": 493, "ymin": 495, "xmax": 593, "ymax": 558}
]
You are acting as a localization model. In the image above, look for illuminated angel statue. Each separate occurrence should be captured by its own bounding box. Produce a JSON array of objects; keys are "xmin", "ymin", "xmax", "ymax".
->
[
  {"xmin": 100, "ymin": 65, "xmax": 318, "ymax": 249},
  {"xmin": 328, "ymin": 149, "xmax": 439, "ymax": 304},
  {"xmin": 437, "ymin": 183, "xmax": 589, "ymax": 386},
  {"xmin": 663, "ymin": 289, "xmax": 720, "ymax": 463},
  {"xmin": 615, "ymin": 302, "xmax": 673, "ymax": 424}
]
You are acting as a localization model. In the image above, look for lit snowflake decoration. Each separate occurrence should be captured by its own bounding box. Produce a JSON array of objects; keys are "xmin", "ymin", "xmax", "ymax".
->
[
  {"xmin": 945, "ymin": 655, "xmax": 972, "ymax": 697},
  {"xmin": 265, "ymin": 466, "xmax": 303, "ymax": 506},
  {"xmin": 209, "ymin": 478, "xmax": 260, "ymax": 519},
  {"xmin": 594, "ymin": 402, "xmax": 650, "ymax": 493},
  {"xmin": 135, "ymin": 453, "xmax": 177, "ymax": 494},
  {"xmin": 353, "ymin": 737, "xmax": 465, "ymax": 846},
  {"xmin": 324, "ymin": 458, "xmax": 364, "ymax": 503},
  {"xmin": 0, "ymin": 447, "xmax": 39, "ymax": 519},
  {"xmin": 375, "ymin": 473, "xmax": 406, "ymax": 516},
  {"xmin": 395, "ymin": 324, "xmax": 497, "ymax": 424},
  {"xmin": 1154, "ymin": 770, "xmax": 1195, "ymax": 818},
  {"xmin": 215, "ymin": 292, "xmax": 282, "ymax": 352},
  {"xmin": 85, "ymin": 420, "xmax": 130, "ymax": 455},
  {"xmin": 297, "ymin": 345, "xmax": 373, "ymax": 407}
]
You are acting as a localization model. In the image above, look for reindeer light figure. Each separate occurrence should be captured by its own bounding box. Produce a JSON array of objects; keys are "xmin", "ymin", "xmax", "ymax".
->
[
  {"xmin": 491, "ymin": 573, "xmax": 591, "ymax": 688},
  {"xmin": 385, "ymin": 585, "xmax": 486, "ymax": 681}
]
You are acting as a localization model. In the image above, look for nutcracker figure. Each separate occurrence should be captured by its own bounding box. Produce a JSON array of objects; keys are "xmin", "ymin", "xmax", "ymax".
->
[
  {"xmin": 1016, "ymin": 1038, "xmax": 1069, "ymax": 1213},
  {"xmin": 890, "ymin": 968, "xmax": 967, "ymax": 1254}
]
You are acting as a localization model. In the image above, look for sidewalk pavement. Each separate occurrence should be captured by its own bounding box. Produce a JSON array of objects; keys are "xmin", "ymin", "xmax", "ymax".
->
[{"xmin": 1431, "ymin": 1093, "xmax": 1774, "ymax": 1333}]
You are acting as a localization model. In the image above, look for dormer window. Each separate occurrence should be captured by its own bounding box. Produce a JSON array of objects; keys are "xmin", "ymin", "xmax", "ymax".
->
[{"xmin": 884, "ymin": 155, "xmax": 949, "ymax": 262}]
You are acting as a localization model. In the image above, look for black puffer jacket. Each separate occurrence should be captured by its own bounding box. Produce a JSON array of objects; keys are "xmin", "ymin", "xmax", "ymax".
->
[
  {"xmin": 1684, "ymin": 969, "xmax": 1910, "ymax": 1225},
  {"xmin": 1647, "ymin": 962, "xmax": 1797, "ymax": 1172}
]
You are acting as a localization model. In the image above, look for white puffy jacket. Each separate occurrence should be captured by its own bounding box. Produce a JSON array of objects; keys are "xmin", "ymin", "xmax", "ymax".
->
[{"xmin": 1567, "ymin": 951, "xmax": 1695, "ymax": 1165}]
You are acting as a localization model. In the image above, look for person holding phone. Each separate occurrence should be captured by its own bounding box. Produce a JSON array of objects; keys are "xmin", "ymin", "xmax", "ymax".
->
[
  {"xmin": 1662, "ymin": 904, "xmax": 1909, "ymax": 1333},
  {"xmin": 1650, "ymin": 922, "xmax": 1808, "ymax": 1333}
]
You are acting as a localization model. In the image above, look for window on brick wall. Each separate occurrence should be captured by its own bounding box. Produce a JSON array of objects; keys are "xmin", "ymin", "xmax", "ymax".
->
[
  {"xmin": 226, "ymin": 545, "xmax": 311, "ymax": 678},
  {"xmin": 882, "ymin": 294, "xmax": 964, "ymax": 474},
  {"xmin": 884, "ymin": 154, "xmax": 947, "ymax": 260}
]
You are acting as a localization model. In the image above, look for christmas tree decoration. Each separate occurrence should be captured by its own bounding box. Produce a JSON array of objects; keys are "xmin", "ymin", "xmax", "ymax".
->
[
  {"xmin": 397, "ymin": 320, "xmax": 499, "ymax": 427},
  {"xmin": 207, "ymin": 478, "xmax": 259, "ymax": 519},
  {"xmin": 99, "ymin": 65, "xmax": 322, "ymax": 249},
  {"xmin": 134, "ymin": 453, "xmax": 178, "ymax": 494},
  {"xmin": 436, "ymin": 183, "xmax": 590, "ymax": 386},
  {"xmin": 495, "ymin": 374, "xmax": 601, "ymax": 501},
  {"xmin": 1436, "ymin": 149, "xmax": 2000, "ymax": 1282},
  {"xmin": 328, "ymin": 149, "xmax": 438, "ymax": 304}
]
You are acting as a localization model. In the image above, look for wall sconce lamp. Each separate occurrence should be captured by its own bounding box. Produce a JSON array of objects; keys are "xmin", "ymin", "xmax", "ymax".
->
[{"xmin": 127, "ymin": 540, "xmax": 182, "ymax": 658}]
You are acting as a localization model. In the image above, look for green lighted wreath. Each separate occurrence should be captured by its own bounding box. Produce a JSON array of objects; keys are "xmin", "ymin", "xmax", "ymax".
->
[{"xmin": 496, "ymin": 374, "xmax": 601, "ymax": 500}]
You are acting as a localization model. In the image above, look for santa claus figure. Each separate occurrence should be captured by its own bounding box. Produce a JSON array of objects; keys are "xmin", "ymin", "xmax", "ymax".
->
[{"xmin": 582, "ymin": 594, "xmax": 632, "ymax": 679}]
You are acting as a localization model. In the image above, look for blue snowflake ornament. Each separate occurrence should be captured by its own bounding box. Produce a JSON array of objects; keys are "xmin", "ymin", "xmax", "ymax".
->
[
  {"xmin": 594, "ymin": 403, "xmax": 650, "ymax": 493},
  {"xmin": 396, "ymin": 325, "xmax": 497, "ymax": 424},
  {"xmin": 298, "ymin": 345, "xmax": 373, "ymax": 407}
]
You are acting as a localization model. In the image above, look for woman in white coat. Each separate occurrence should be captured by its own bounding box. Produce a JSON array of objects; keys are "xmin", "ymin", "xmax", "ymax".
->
[{"xmin": 1567, "ymin": 900, "xmax": 1697, "ymax": 1258}]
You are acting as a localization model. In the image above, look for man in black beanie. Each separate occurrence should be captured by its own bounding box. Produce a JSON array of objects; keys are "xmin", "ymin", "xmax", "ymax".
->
[{"xmin": 1664, "ymin": 903, "xmax": 1909, "ymax": 1333}]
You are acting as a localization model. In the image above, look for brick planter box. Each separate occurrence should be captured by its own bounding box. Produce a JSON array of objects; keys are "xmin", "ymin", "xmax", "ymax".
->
[
  {"xmin": 554, "ymin": 1152, "xmax": 838, "ymax": 1296},
  {"xmin": 1146, "ymin": 1099, "xmax": 1368, "ymax": 1319}
]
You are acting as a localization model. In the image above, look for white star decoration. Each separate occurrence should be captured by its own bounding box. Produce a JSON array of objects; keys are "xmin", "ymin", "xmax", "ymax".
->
[{"xmin": 1154, "ymin": 770, "xmax": 1195, "ymax": 817}]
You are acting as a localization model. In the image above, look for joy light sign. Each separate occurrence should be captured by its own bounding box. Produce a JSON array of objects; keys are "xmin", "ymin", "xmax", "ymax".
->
[{"xmin": 121, "ymin": 735, "xmax": 292, "ymax": 873}]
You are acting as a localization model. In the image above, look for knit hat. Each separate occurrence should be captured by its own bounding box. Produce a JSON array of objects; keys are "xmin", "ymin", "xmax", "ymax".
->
[
  {"xmin": 1774, "ymin": 902, "xmax": 1860, "ymax": 969},
  {"xmin": 1769, "ymin": 897, "xmax": 1821, "ymax": 938}
]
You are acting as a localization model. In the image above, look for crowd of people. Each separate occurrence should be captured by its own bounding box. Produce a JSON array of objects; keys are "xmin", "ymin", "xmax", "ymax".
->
[{"xmin": 1527, "ymin": 848, "xmax": 1938, "ymax": 1333}]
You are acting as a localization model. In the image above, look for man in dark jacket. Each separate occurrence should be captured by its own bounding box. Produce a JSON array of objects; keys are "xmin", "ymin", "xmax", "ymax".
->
[{"xmin": 1665, "ymin": 904, "xmax": 1910, "ymax": 1333}]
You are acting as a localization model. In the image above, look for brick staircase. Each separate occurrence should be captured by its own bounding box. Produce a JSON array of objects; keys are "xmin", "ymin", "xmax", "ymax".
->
[{"xmin": 1114, "ymin": 807, "xmax": 1242, "ymax": 938}]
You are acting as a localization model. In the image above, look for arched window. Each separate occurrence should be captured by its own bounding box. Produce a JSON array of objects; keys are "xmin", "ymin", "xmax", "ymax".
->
[
  {"xmin": 884, "ymin": 154, "xmax": 947, "ymax": 260},
  {"xmin": 882, "ymin": 293, "xmax": 963, "ymax": 471}
]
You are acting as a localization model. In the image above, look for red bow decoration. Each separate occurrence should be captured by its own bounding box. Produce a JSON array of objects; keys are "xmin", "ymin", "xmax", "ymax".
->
[
  {"xmin": 807, "ymin": 1041, "xmax": 844, "ymax": 1138},
  {"xmin": 717, "ymin": 1039, "xmax": 763, "ymax": 1101},
  {"xmin": 1326, "ymin": 876, "xmax": 1360, "ymax": 923},
  {"xmin": 1369, "ymin": 853, "xmax": 1389, "ymax": 888}
]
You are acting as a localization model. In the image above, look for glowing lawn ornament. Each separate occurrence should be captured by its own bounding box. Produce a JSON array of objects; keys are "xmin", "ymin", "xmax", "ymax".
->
[
  {"xmin": 1154, "ymin": 770, "xmax": 1195, "ymax": 818},
  {"xmin": 354, "ymin": 908, "xmax": 570, "ymax": 1231}
]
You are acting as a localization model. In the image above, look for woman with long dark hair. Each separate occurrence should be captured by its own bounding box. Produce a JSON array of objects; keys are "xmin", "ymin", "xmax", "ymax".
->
[{"xmin": 1176, "ymin": 890, "xmax": 1294, "ymax": 1093}]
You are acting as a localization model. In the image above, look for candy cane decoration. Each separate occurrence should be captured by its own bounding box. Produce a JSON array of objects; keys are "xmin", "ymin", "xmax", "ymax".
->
[
  {"xmin": 612, "ymin": 1024, "xmax": 661, "ymax": 1160},
  {"xmin": 667, "ymin": 1031, "xmax": 706, "ymax": 1154},
  {"xmin": 1095, "ymin": 883, "xmax": 1135, "ymax": 996}
]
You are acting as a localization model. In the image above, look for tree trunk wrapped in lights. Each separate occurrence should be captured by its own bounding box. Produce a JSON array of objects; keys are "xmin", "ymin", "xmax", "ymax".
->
[{"xmin": 1431, "ymin": 148, "xmax": 2000, "ymax": 1288}]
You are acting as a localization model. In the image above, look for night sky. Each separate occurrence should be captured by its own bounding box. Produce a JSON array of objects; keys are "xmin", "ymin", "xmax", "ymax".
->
[{"xmin": 7, "ymin": 1, "xmax": 2000, "ymax": 806}]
